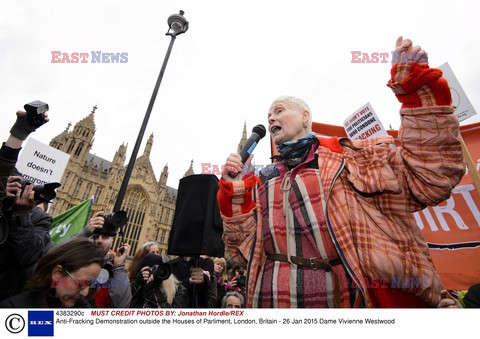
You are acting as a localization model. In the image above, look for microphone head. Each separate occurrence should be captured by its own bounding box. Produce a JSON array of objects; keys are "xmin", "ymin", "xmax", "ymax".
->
[{"xmin": 252, "ymin": 124, "xmax": 267, "ymax": 139}]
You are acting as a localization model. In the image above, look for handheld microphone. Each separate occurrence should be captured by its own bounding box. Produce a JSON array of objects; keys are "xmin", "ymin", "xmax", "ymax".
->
[{"xmin": 228, "ymin": 124, "xmax": 267, "ymax": 178}]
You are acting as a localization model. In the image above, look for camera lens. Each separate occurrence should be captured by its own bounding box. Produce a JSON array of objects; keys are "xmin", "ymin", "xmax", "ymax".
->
[
  {"xmin": 236, "ymin": 275, "xmax": 246, "ymax": 288},
  {"xmin": 150, "ymin": 263, "xmax": 171, "ymax": 282},
  {"xmin": 105, "ymin": 211, "xmax": 127, "ymax": 228}
]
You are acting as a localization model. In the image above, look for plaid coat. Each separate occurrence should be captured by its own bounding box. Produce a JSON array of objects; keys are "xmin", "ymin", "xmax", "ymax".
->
[
  {"xmin": 218, "ymin": 63, "xmax": 465, "ymax": 307},
  {"xmin": 218, "ymin": 104, "xmax": 465, "ymax": 307}
]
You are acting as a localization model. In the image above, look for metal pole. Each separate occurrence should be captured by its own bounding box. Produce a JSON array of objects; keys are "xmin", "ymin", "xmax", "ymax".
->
[{"xmin": 113, "ymin": 35, "xmax": 177, "ymax": 212}]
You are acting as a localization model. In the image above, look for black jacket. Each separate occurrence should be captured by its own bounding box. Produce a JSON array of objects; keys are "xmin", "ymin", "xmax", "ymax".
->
[
  {"xmin": 130, "ymin": 279, "xmax": 189, "ymax": 308},
  {"xmin": 0, "ymin": 144, "xmax": 21, "ymax": 244},
  {"xmin": 0, "ymin": 144, "xmax": 20, "ymax": 211},
  {"xmin": 0, "ymin": 207, "xmax": 52, "ymax": 302},
  {"xmin": 168, "ymin": 257, "xmax": 217, "ymax": 308}
]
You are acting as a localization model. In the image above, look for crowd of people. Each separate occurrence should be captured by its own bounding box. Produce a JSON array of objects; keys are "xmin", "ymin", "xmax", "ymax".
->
[
  {"xmin": 0, "ymin": 106, "xmax": 247, "ymax": 309},
  {"xmin": 0, "ymin": 36, "xmax": 478, "ymax": 309}
]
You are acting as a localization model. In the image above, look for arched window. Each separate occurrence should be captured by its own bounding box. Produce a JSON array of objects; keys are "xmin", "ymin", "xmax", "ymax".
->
[
  {"xmin": 82, "ymin": 182, "xmax": 93, "ymax": 200},
  {"xmin": 62, "ymin": 171, "xmax": 70, "ymax": 187},
  {"xmin": 72, "ymin": 179, "xmax": 83, "ymax": 198},
  {"xmin": 164, "ymin": 209, "xmax": 170, "ymax": 224},
  {"xmin": 94, "ymin": 186, "xmax": 103, "ymax": 202},
  {"xmin": 74, "ymin": 143, "xmax": 84, "ymax": 157},
  {"xmin": 160, "ymin": 207, "xmax": 164, "ymax": 222},
  {"xmin": 67, "ymin": 140, "xmax": 76, "ymax": 154},
  {"xmin": 114, "ymin": 187, "xmax": 148, "ymax": 255},
  {"xmin": 159, "ymin": 229, "xmax": 167, "ymax": 244}
]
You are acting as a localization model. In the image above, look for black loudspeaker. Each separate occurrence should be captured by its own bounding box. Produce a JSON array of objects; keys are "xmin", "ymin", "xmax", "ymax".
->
[{"xmin": 167, "ymin": 174, "xmax": 224, "ymax": 258}]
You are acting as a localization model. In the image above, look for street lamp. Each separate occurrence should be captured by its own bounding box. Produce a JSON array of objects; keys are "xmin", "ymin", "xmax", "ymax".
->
[
  {"xmin": 113, "ymin": 10, "xmax": 189, "ymax": 212},
  {"xmin": 167, "ymin": 10, "xmax": 189, "ymax": 36}
]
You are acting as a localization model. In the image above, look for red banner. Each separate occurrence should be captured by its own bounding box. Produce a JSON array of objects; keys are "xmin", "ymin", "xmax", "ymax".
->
[{"xmin": 271, "ymin": 122, "xmax": 480, "ymax": 289}]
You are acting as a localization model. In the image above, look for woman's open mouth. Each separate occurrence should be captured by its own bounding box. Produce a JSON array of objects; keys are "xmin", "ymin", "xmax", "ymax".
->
[{"xmin": 271, "ymin": 126, "xmax": 281, "ymax": 134}]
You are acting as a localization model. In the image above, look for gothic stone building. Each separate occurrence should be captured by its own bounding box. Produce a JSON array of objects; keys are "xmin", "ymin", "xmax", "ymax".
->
[{"xmin": 48, "ymin": 106, "xmax": 181, "ymax": 256}]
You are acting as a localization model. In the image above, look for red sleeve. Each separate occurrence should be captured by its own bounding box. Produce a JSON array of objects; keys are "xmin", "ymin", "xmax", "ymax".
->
[
  {"xmin": 387, "ymin": 63, "xmax": 451, "ymax": 109},
  {"xmin": 217, "ymin": 174, "xmax": 261, "ymax": 217}
]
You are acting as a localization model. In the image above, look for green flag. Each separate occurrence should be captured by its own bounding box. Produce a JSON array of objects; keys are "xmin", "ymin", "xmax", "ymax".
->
[{"xmin": 49, "ymin": 198, "xmax": 92, "ymax": 243}]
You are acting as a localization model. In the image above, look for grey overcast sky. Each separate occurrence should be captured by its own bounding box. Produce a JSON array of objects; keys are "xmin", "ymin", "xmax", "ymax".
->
[{"xmin": 1, "ymin": 0, "xmax": 479, "ymax": 189}]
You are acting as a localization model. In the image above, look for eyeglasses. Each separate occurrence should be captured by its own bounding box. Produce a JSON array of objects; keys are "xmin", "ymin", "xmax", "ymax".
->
[{"xmin": 62, "ymin": 267, "xmax": 93, "ymax": 290}]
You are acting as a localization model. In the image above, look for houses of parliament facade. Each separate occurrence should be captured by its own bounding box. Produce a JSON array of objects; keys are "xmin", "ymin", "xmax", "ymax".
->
[{"xmin": 47, "ymin": 105, "xmax": 248, "ymax": 256}]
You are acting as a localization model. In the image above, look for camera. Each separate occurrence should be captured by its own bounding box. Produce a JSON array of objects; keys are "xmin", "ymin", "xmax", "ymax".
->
[
  {"xmin": 103, "ymin": 211, "xmax": 127, "ymax": 229},
  {"xmin": 24, "ymin": 100, "xmax": 49, "ymax": 128},
  {"xmin": 236, "ymin": 269, "xmax": 246, "ymax": 288},
  {"xmin": 17, "ymin": 179, "xmax": 61, "ymax": 203},
  {"xmin": 150, "ymin": 263, "xmax": 172, "ymax": 282},
  {"xmin": 95, "ymin": 211, "xmax": 128, "ymax": 237}
]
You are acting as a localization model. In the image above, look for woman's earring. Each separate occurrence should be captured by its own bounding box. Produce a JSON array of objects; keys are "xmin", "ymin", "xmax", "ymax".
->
[{"xmin": 303, "ymin": 122, "xmax": 307, "ymax": 128}]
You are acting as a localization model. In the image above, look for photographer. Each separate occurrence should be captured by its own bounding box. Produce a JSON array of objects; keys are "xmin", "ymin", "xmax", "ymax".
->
[
  {"xmin": 1, "ymin": 106, "xmax": 48, "ymax": 230},
  {"xmin": 127, "ymin": 241, "xmax": 161, "ymax": 282},
  {"xmin": 130, "ymin": 254, "xmax": 188, "ymax": 308},
  {"xmin": 87, "ymin": 211, "xmax": 132, "ymax": 308},
  {"xmin": 227, "ymin": 263, "xmax": 246, "ymax": 299},
  {"xmin": 0, "ymin": 174, "xmax": 53, "ymax": 302},
  {"xmin": 0, "ymin": 107, "xmax": 50, "ymax": 302}
]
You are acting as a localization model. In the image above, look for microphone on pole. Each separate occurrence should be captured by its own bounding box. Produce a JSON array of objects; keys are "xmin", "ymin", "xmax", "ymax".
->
[{"xmin": 228, "ymin": 124, "xmax": 267, "ymax": 178}]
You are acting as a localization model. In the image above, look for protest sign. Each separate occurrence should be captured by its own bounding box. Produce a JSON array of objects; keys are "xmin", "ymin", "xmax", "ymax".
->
[
  {"xmin": 16, "ymin": 137, "xmax": 70, "ymax": 184},
  {"xmin": 343, "ymin": 102, "xmax": 388, "ymax": 140},
  {"xmin": 438, "ymin": 62, "xmax": 477, "ymax": 122}
]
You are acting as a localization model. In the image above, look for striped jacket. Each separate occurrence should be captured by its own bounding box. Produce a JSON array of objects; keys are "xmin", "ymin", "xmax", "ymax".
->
[{"xmin": 218, "ymin": 64, "xmax": 465, "ymax": 307}]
